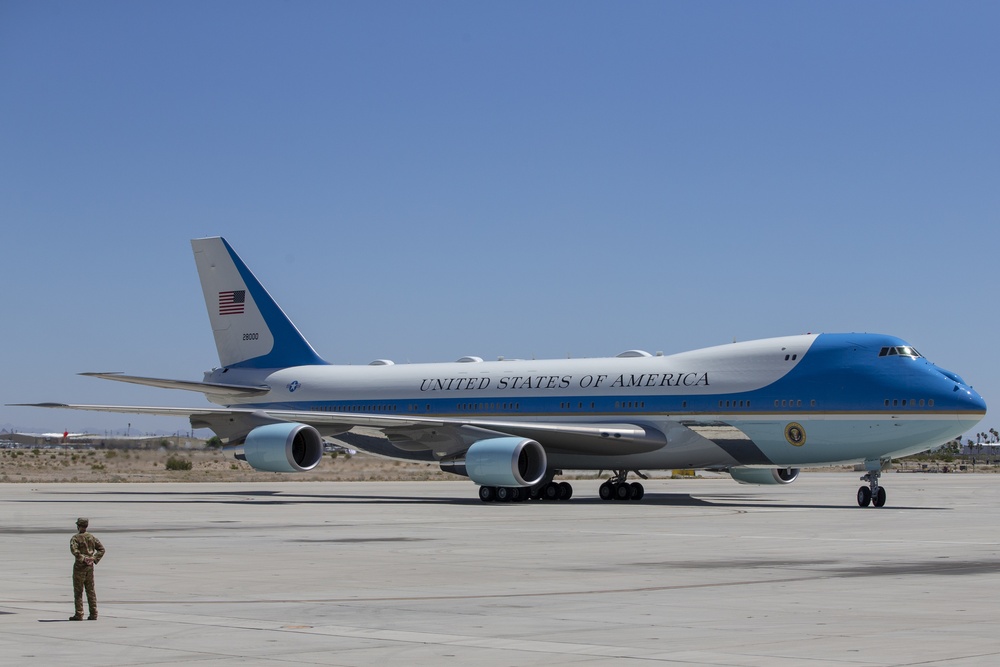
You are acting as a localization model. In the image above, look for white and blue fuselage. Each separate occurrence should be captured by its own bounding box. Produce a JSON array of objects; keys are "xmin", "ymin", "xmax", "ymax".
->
[{"xmin": 208, "ymin": 332, "xmax": 985, "ymax": 472}]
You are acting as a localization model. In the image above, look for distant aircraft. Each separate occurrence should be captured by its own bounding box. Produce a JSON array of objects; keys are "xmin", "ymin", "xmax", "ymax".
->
[
  {"xmin": 6, "ymin": 431, "xmax": 95, "ymax": 445},
  {"xmin": 17, "ymin": 237, "xmax": 987, "ymax": 506}
]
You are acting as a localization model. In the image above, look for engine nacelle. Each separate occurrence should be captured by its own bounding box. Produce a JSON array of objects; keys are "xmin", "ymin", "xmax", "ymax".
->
[
  {"xmin": 729, "ymin": 467, "xmax": 800, "ymax": 485},
  {"xmin": 464, "ymin": 437, "xmax": 547, "ymax": 487},
  {"xmin": 227, "ymin": 423, "xmax": 324, "ymax": 473}
]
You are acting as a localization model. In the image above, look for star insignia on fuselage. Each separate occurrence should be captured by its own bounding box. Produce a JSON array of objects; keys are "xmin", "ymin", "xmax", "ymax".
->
[{"xmin": 287, "ymin": 381, "xmax": 300, "ymax": 393}]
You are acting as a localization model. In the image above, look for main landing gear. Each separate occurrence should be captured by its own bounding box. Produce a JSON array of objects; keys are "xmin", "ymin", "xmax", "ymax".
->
[
  {"xmin": 857, "ymin": 461, "xmax": 888, "ymax": 508},
  {"xmin": 478, "ymin": 480, "xmax": 573, "ymax": 503},
  {"xmin": 598, "ymin": 470, "xmax": 645, "ymax": 502},
  {"xmin": 477, "ymin": 470, "xmax": 650, "ymax": 503}
]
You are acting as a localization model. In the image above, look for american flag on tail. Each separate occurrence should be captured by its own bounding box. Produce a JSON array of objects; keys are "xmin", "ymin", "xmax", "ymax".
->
[{"xmin": 218, "ymin": 290, "xmax": 246, "ymax": 315}]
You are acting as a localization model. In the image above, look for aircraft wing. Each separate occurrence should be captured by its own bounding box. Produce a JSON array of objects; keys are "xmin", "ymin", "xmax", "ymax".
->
[{"xmin": 14, "ymin": 403, "xmax": 667, "ymax": 457}]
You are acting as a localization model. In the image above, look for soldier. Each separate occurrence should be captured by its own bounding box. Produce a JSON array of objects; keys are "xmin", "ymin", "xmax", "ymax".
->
[{"xmin": 69, "ymin": 517, "xmax": 105, "ymax": 621}]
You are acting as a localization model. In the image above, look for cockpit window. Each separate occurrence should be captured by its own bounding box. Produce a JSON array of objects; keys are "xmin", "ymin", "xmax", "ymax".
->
[{"xmin": 878, "ymin": 346, "xmax": 922, "ymax": 358}]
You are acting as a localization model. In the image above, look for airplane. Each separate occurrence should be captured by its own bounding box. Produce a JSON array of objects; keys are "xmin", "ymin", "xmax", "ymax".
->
[
  {"xmin": 16, "ymin": 237, "xmax": 987, "ymax": 507},
  {"xmin": 5, "ymin": 431, "xmax": 96, "ymax": 445}
]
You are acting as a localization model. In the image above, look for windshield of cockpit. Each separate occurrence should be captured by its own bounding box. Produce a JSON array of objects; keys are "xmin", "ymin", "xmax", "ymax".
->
[{"xmin": 878, "ymin": 346, "xmax": 922, "ymax": 358}]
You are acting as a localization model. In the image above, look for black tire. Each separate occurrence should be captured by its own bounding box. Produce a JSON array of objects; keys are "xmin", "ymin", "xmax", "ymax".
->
[
  {"xmin": 873, "ymin": 487, "xmax": 887, "ymax": 507},
  {"xmin": 599, "ymin": 481, "xmax": 613, "ymax": 501},
  {"xmin": 496, "ymin": 486, "xmax": 511, "ymax": 502},
  {"xmin": 857, "ymin": 486, "xmax": 872, "ymax": 507},
  {"xmin": 630, "ymin": 482, "xmax": 644, "ymax": 501},
  {"xmin": 543, "ymin": 482, "xmax": 559, "ymax": 501},
  {"xmin": 558, "ymin": 482, "xmax": 573, "ymax": 501},
  {"xmin": 479, "ymin": 486, "xmax": 495, "ymax": 503},
  {"xmin": 614, "ymin": 482, "xmax": 631, "ymax": 501}
]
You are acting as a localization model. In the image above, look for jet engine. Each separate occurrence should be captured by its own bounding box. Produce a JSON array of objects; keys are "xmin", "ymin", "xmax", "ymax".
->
[
  {"xmin": 227, "ymin": 423, "xmax": 324, "ymax": 473},
  {"xmin": 729, "ymin": 467, "xmax": 799, "ymax": 485},
  {"xmin": 463, "ymin": 437, "xmax": 547, "ymax": 487}
]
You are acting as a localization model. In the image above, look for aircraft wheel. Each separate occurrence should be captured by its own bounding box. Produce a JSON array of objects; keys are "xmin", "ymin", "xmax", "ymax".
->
[
  {"xmin": 614, "ymin": 482, "xmax": 631, "ymax": 501},
  {"xmin": 599, "ymin": 481, "xmax": 614, "ymax": 501},
  {"xmin": 509, "ymin": 487, "xmax": 524, "ymax": 502},
  {"xmin": 479, "ymin": 486, "xmax": 496, "ymax": 503},
  {"xmin": 873, "ymin": 487, "xmax": 887, "ymax": 507},
  {"xmin": 630, "ymin": 482, "xmax": 645, "ymax": 501},
  {"xmin": 496, "ymin": 486, "xmax": 512, "ymax": 502},
  {"xmin": 542, "ymin": 482, "xmax": 560, "ymax": 501},
  {"xmin": 558, "ymin": 482, "xmax": 573, "ymax": 501},
  {"xmin": 857, "ymin": 486, "xmax": 872, "ymax": 507}
]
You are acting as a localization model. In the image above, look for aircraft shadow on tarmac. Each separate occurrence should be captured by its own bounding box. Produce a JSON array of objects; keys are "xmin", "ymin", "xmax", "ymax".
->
[
  {"xmin": 636, "ymin": 557, "xmax": 1000, "ymax": 579},
  {"xmin": 38, "ymin": 488, "xmax": 948, "ymax": 511}
]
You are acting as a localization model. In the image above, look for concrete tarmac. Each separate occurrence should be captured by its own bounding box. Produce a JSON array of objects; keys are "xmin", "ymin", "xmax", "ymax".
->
[{"xmin": 2, "ymin": 473, "xmax": 999, "ymax": 666}]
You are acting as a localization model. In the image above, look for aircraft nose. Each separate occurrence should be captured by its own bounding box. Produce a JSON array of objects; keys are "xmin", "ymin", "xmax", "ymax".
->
[
  {"xmin": 967, "ymin": 387, "xmax": 988, "ymax": 413},
  {"xmin": 934, "ymin": 365, "xmax": 987, "ymax": 414}
]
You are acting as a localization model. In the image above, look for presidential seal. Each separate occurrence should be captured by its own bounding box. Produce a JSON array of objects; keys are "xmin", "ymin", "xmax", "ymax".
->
[{"xmin": 784, "ymin": 422, "xmax": 806, "ymax": 446}]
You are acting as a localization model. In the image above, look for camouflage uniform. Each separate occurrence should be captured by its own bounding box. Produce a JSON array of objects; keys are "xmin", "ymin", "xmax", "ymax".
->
[{"xmin": 69, "ymin": 518, "xmax": 105, "ymax": 621}]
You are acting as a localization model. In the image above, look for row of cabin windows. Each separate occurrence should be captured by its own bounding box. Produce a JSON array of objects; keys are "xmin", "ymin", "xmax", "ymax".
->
[
  {"xmin": 457, "ymin": 403, "xmax": 520, "ymax": 411},
  {"xmin": 313, "ymin": 404, "xmax": 399, "ymax": 413},
  {"xmin": 574, "ymin": 401, "xmax": 690, "ymax": 409},
  {"xmin": 313, "ymin": 402, "xmax": 707, "ymax": 414},
  {"xmin": 774, "ymin": 400, "xmax": 817, "ymax": 408},
  {"xmin": 886, "ymin": 398, "xmax": 934, "ymax": 407},
  {"xmin": 311, "ymin": 398, "xmax": 936, "ymax": 414},
  {"xmin": 458, "ymin": 401, "xmax": 651, "ymax": 411},
  {"xmin": 456, "ymin": 401, "xmax": 715, "ymax": 412}
]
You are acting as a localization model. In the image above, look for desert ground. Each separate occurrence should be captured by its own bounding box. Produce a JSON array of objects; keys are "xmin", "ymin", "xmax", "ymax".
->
[
  {"xmin": 0, "ymin": 445, "xmax": 460, "ymax": 484},
  {"xmin": 1, "ymin": 442, "xmax": 994, "ymax": 485}
]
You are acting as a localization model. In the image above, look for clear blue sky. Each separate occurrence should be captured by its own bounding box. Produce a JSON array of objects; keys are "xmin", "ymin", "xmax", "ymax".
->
[{"xmin": 2, "ymin": 1, "xmax": 997, "ymax": 439}]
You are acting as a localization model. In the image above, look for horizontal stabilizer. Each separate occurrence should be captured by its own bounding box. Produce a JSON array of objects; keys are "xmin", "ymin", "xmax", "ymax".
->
[
  {"xmin": 9, "ymin": 402, "xmax": 246, "ymax": 417},
  {"xmin": 80, "ymin": 372, "xmax": 270, "ymax": 397}
]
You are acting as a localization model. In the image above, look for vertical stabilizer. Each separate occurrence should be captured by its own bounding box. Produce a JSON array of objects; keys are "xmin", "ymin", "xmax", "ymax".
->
[{"xmin": 191, "ymin": 237, "xmax": 328, "ymax": 369}]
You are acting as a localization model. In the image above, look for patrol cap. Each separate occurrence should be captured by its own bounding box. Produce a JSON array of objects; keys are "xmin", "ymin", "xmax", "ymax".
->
[{"xmin": 76, "ymin": 517, "xmax": 89, "ymax": 527}]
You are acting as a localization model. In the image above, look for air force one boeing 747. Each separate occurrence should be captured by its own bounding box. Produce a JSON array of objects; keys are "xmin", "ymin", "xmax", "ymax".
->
[{"xmin": 20, "ymin": 237, "xmax": 986, "ymax": 507}]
